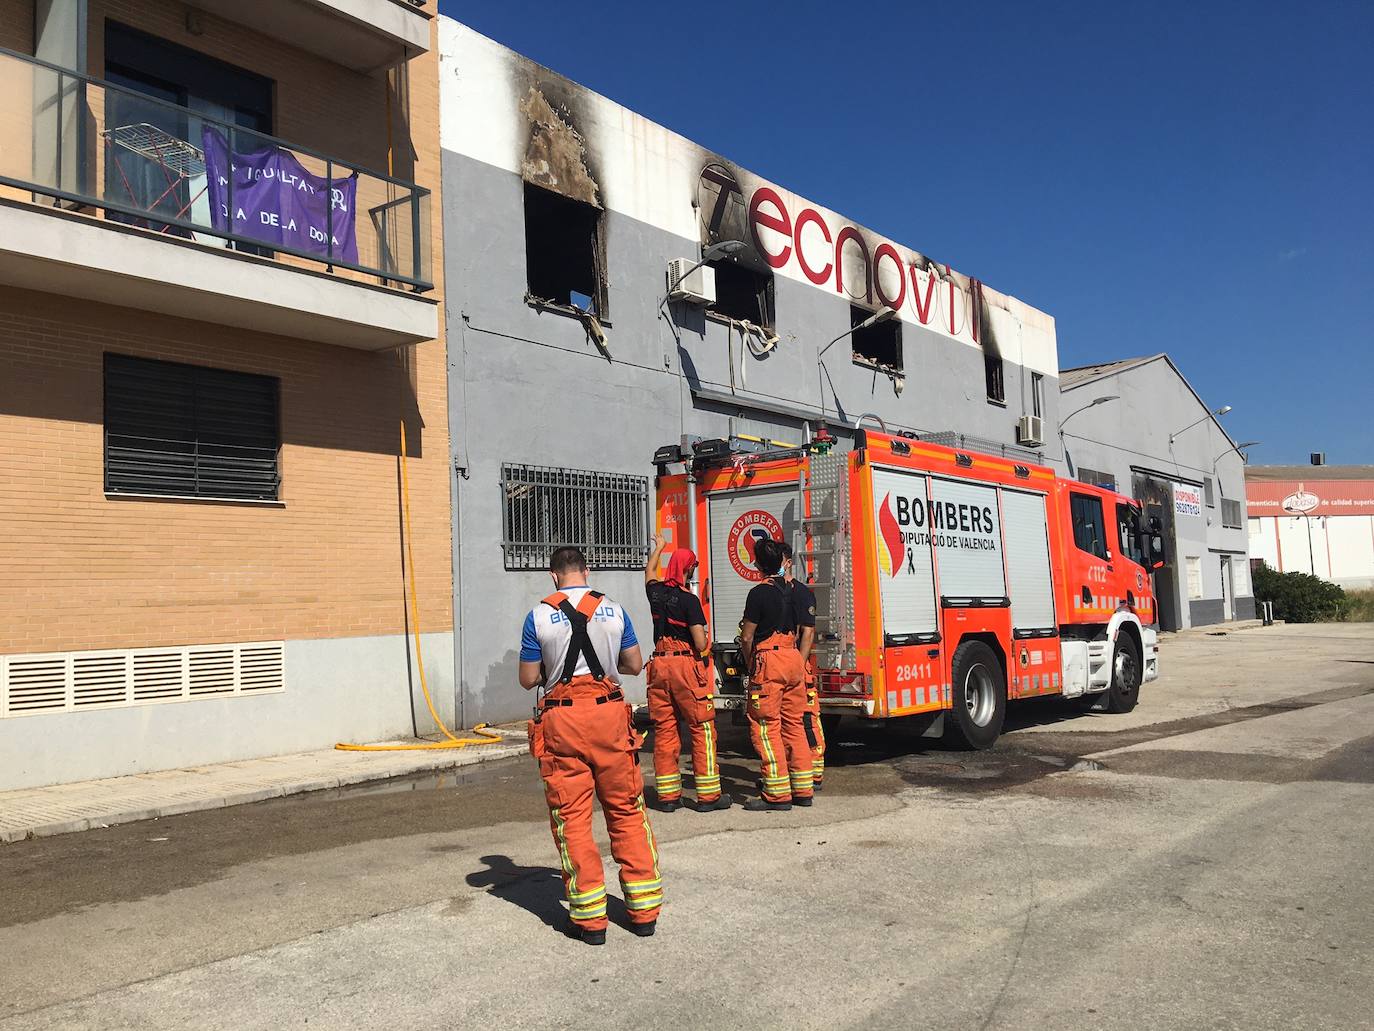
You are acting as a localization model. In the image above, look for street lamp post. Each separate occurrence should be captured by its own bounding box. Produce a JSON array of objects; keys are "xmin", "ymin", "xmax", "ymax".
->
[
  {"xmin": 1170, "ymin": 404, "xmax": 1233, "ymax": 446},
  {"xmin": 1058, "ymin": 395, "xmax": 1119, "ymax": 477}
]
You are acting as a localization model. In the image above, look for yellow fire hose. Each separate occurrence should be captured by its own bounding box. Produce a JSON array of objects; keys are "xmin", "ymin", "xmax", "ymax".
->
[{"xmin": 336, "ymin": 421, "xmax": 503, "ymax": 753}]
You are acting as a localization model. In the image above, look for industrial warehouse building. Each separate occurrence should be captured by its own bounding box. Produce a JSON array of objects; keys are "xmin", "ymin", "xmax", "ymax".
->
[
  {"xmin": 438, "ymin": 20, "xmax": 1066, "ymax": 725},
  {"xmin": 1058, "ymin": 355, "xmax": 1254, "ymax": 630},
  {"xmin": 1246, "ymin": 465, "xmax": 1374, "ymax": 588},
  {"xmin": 0, "ymin": 0, "xmax": 451, "ymax": 790}
]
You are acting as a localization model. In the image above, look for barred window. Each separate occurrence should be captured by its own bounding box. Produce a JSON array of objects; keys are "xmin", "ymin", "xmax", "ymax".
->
[
  {"xmin": 1220, "ymin": 498, "xmax": 1243, "ymax": 529},
  {"xmin": 104, "ymin": 353, "xmax": 280, "ymax": 501},
  {"xmin": 501, "ymin": 464, "xmax": 650, "ymax": 571}
]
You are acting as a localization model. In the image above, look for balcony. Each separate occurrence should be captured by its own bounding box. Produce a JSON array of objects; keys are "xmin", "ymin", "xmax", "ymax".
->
[
  {"xmin": 181, "ymin": 0, "xmax": 432, "ymax": 72},
  {"xmin": 0, "ymin": 46, "xmax": 436, "ymax": 350}
]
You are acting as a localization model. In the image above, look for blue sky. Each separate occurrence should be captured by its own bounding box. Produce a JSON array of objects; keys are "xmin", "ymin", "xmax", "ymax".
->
[{"xmin": 441, "ymin": 1, "xmax": 1372, "ymax": 465}]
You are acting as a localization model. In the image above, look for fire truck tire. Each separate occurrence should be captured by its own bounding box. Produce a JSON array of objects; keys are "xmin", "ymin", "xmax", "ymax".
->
[
  {"xmin": 945, "ymin": 640, "xmax": 1006, "ymax": 750},
  {"xmin": 1106, "ymin": 634, "xmax": 1142, "ymax": 714}
]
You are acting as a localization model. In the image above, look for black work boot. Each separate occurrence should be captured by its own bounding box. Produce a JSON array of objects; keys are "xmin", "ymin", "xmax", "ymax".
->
[
  {"xmin": 791, "ymin": 794, "xmax": 814, "ymax": 807},
  {"xmin": 564, "ymin": 923, "xmax": 606, "ymax": 946},
  {"xmin": 743, "ymin": 798, "xmax": 792, "ymax": 812},
  {"xmin": 690, "ymin": 795, "xmax": 733, "ymax": 812},
  {"xmin": 629, "ymin": 920, "xmax": 657, "ymax": 938},
  {"xmin": 651, "ymin": 798, "xmax": 683, "ymax": 813}
]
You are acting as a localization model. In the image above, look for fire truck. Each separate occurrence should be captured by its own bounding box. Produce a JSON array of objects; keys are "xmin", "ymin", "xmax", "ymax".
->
[{"xmin": 651, "ymin": 428, "xmax": 1165, "ymax": 749}]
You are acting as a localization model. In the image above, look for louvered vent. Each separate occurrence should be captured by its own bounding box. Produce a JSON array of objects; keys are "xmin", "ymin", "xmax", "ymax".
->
[
  {"xmin": 73, "ymin": 653, "xmax": 130, "ymax": 707},
  {"xmin": 4, "ymin": 656, "xmax": 68, "ymax": 713},
  {"xmin": 1, "ymin": 642, "xmax": 284, "ymax": 718}
]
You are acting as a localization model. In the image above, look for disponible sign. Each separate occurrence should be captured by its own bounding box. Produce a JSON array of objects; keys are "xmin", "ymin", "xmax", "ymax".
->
[
  {"xmin": 202, "ymin": 127, "xmax": 358, "ymax": 263},
  {"xmin": 1174, "ymin": 486, "xmax": 1202, "ymax": 518}
]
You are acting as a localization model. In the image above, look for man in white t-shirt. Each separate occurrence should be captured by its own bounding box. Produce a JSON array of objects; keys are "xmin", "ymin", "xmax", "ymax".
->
[{"xmin": 520, "ymin": 546, "xmax": 661, "ymax": 946}]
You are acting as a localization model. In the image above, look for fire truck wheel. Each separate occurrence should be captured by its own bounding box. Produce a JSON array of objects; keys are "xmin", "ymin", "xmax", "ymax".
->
[
  {"xmin": 945, "ymin": 640, "xmax": 1007, "ymax": 750},
  {"xmin": 1106, "ymin": 634, "xmax": 1142, "ymax": 714}
]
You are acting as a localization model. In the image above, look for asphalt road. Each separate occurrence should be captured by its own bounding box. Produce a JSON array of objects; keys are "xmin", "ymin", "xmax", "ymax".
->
[{"xmin": 2, "ymin": 623, "xmax": 1372, "ymax": 1030}]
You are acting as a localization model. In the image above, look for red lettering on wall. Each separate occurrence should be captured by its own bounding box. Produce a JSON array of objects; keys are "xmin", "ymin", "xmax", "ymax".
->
[
  {"xmin": 908, "ymin": 264, "xmax": 938, "ymax": 324},
  {"xmin": 748, "ymin": 187, "xmax": 792, "ymax": 269},
  {"xmin": 793, "ymin": 207, "xmax": 833, "ymax": 285},
  {"xmin": 946, "ymin": 267, "xmax": 966, "ymax": 336},
  {"xmin": 834, "ymin": 226, "xmax": 871, "ymax": 302},
  {"xmin": 874, "ymin": 243, "xmax": 906, "ymax": 311},
  {"xmin": 970, "ymin": 279, "xmax": 982, "ymax": 344}
]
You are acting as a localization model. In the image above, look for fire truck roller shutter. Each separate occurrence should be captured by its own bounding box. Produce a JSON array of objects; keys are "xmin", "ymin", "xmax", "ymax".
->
[
  {"xmin": 1000, "ymin": 488, "xmax": 1057, "ymax": 634},
  {"xmin": 928, "ymin": 477, "xmax": 1007, "ymax": 602},
  {"xmin": 706, "ymin": 487, "xmax": 800, "ymax": 645},
  {"xmin": 871, "ymin": 467, "xmax": 938, "ymax": 640}
]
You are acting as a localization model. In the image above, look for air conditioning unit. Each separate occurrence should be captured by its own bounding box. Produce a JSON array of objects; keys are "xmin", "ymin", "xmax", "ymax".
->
[
  {"xmin": 666, "ymin": 259, "xmax": 716, "ymax": 305},
  {"xmin": 1016, "ymin": 415, "xmax": 1045, "ymax": 446}
]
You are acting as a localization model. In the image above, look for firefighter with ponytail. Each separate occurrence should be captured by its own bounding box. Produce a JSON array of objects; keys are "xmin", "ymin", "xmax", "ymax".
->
[
  {"xmin": 643, "ymin": 534, "xmax": 731, "ymax": 813},
  {"xmin": 520, "ymin": 546, "xmax": 662, "ymax": 946}
]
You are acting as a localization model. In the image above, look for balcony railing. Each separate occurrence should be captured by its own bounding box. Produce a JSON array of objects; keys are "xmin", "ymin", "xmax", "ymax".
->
[{"xmin": 0, "ymin": 45, "xmax": 432, "ymax": 292}]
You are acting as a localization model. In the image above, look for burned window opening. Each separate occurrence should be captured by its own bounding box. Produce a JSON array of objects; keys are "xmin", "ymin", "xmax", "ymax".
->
[
  {"xmin": 523, "ymin": 182, "xmax": 607, "ymax": 317},
  {"xmin": 850, "ymin": 305, "xmax": 902, "ymax": 374},
  {"xmin": 708, "ymin": 260, "xmax": 775, "ymax": 328},
  {"xmin": 985, "ymin": 353, "xmax": 1005, "ymax": 404}
]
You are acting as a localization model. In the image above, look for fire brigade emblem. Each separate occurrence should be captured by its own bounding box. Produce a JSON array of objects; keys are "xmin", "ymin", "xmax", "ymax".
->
[
  {"xmin": 1020, "ymin": 647, "xmax": 1030, "ymax": 667},
  {"xmin": 877, "ymin": 494, "xmax": 904, "ymax": 578},
  {"xmin": 726, "ymin": 509, "xmax": 784, "ymax": 581},
  {"xmin": 1136, "ymin": 571, "xmax": 1144, "ymax": 590}
]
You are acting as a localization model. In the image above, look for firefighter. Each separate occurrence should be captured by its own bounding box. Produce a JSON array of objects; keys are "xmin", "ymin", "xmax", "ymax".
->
[
  {"xmin": 520, "ymin": 546, "xmax": 662, "ymax": 946},
  {"xmin": 644, "ymin": 535, "xmax": 732, "ymax": 813},
  {"xmin": 738, "ymin": 538, "xmax": 814, "ymax": 811},
  {"xmin": 780, "ymin": 540, "xmax": 824, "ymax": 791}
]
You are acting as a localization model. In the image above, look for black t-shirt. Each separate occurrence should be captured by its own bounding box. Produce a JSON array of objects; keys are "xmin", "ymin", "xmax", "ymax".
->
[
  {"xmin": 789, "ymin": 578, "xmax": 817, "ymax": 634},
  {"xmin": 743, "ymin": 577, "xmax": 796, "ymax": 642},
  {"xmin": 645, "ymin": 580, "xmax": 706, "ymax": 644}
]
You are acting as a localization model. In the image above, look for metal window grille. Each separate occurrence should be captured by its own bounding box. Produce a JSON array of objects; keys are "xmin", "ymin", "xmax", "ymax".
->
[
  {"xmin": 1203, "ymin": 476, "xmax": 1216, "ymax": 507},
  {"xmin": 105, "ymin": 353, "xmax": 280, "ymax": 501},
  {"xmin": 500, "ymin": 464, "xmax": 650, "ymax": 570}
]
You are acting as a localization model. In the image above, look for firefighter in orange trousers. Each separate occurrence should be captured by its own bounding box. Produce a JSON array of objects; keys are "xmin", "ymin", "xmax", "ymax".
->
[
  {"xmin": 781, "ymin": 541, "xmax": 824, "ymax": 791},
  {"xmin": 643, "ymin": 535, "xmax": 731, "ymax": 813},
  {"xmin": 520, "ymin": 546, "xmax": 662, "ymax": 945},
  {"xmin": 738, "ymin": 538, "xmax": 814, "ymax": 811}
]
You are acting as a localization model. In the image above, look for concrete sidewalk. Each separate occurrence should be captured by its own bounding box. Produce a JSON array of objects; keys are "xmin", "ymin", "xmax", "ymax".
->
[{"xmin": 0, "ymin": 729, "xmax": 528, "ymax": 844}]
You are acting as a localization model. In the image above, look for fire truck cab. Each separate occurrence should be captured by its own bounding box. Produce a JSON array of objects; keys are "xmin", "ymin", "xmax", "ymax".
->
[{"xmin": 651, "ymin": 429, "xmax": 1164, "ymax": 749}]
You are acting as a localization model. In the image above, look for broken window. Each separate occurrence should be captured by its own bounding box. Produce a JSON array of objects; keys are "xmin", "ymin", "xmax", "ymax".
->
[
  {"xmin": 523, "ymin": 182, "xmax": 606, "ymax": 316},
  {"xmin": 709, "ymin": 259, "xmax": 775, "ymax": 328},
  {"xmin": 985, "ymin": 353, "xmax": 1005, "ymax": 404},
  {"xmin": 850, "ymin": 306, "xmax": 902, "ymax": 373}
]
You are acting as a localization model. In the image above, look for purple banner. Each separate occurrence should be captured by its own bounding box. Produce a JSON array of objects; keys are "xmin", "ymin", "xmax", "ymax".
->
[{"xmin": 202, "ymin": 127, "xmax": 358, "ymax": 264}]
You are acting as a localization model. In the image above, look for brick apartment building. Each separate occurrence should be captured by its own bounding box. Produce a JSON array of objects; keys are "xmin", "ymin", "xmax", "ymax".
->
[{"xmin": 0, "ymin": 0, "xmax": 451, "ymax": 790}]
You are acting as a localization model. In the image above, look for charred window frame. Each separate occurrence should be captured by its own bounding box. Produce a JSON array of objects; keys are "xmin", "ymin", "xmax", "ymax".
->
[
  {"xmin": 706, "ymin": 259, "xmax": 775, "ymax": 329},
  {"xmin": 523, "ymin": 182, "xmax": 608, "ymax": 318},
  {"xmin": 1031, "ymin": 372, "xmax": 1045, "ymax": 418},
  {"xmin": 985, "ymin": 354, "xmax": 1005, "ymax": 404},
  {"xmin": 850, "ymin": 306, "xmax": 902, "ymax": 374}
]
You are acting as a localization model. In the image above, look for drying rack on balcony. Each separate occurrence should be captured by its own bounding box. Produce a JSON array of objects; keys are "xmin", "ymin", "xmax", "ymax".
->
[{"xmin": 102, "ymin": 122, "xmax": 208, "ymax": 230}]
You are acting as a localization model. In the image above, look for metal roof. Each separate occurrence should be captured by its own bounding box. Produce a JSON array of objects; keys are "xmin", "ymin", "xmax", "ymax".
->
[{"xmin": 1058, "ymin": 355, "xmax": 1161, "ymax": 388}]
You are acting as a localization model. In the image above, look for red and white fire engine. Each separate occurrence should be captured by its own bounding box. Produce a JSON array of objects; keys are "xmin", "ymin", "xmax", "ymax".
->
[{"xmin": 652, "ymin": 428, "xmax": 1165, "ymax": 748}]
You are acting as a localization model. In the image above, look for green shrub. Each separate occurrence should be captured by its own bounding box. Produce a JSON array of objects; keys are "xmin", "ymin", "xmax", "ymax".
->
[{"xmin": 1252, "ymin": 563, "xmax": 1350, "ymax": 623}]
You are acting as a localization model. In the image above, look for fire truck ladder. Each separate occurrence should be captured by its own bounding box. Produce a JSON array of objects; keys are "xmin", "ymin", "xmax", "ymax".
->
[{"xmin": 796, "ymin": 451, "xmax": 852, "ymax": 671}]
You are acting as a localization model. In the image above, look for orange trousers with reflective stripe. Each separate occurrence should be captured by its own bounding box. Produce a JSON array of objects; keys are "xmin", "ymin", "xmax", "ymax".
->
[
  {"xmin": 747, "ymin": 634, "xmax": 812, "ymax": 802},
  {"xmin": 646, "ymin": 653, "xmax": 722, "ymax": 803},
  {"xmin": 533, "ymin": 676, "xmax": 662, "ymax": 931},
  {"xmin": 804, "ymin": 670, "xmax": 826, "ymax": 785}
]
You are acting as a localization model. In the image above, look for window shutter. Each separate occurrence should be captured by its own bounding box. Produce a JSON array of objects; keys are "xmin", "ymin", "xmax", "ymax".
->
[{"xmin": 105, "ymin": 354, "xmax": 279, "ymax": 501}]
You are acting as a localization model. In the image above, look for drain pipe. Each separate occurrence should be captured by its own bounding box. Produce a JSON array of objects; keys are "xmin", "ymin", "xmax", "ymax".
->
[{"xmin": 686, "ymin": 458, "xmax": 700, "ymax": 596}]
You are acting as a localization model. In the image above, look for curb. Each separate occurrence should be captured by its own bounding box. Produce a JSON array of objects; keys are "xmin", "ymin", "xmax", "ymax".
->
[{"xmin": 0, "ymin": 737, "xmax": 530, "ymax": 844}]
